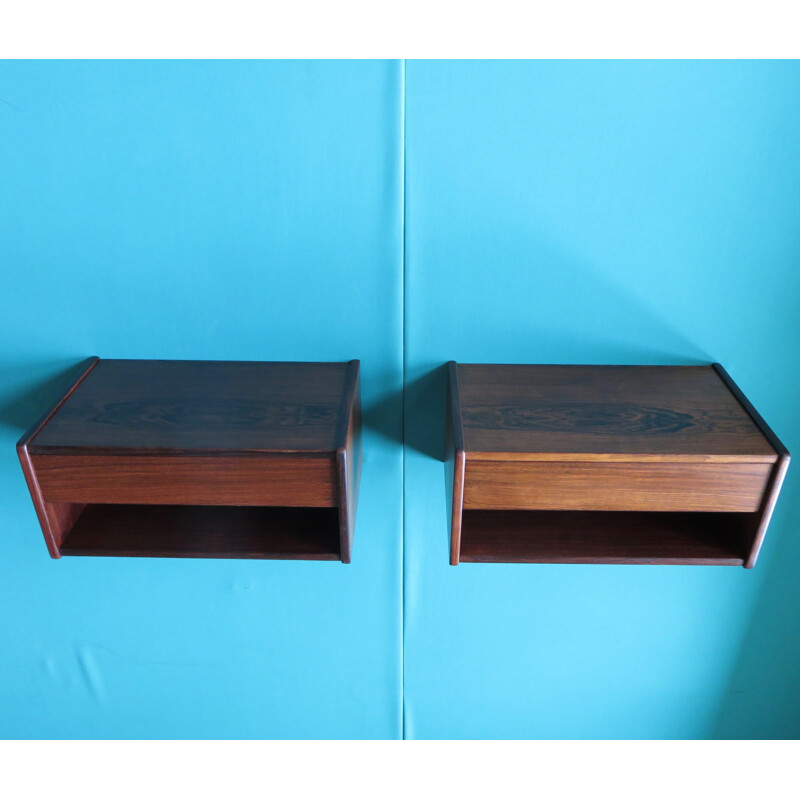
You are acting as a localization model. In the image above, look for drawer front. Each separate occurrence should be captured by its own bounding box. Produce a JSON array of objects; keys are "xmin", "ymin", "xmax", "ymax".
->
[
  {"xmin": 32, "ymin": 454, "xmax": 338, "ymax": 507},
  {"xmin": 463, "ymin": 460, "xmax": 772, "ymax": 513}
]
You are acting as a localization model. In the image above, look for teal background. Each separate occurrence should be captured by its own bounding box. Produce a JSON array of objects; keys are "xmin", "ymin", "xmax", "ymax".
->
[
  {"xmin": 403, "ymin": 60, "xmax": 800, "ymax": 739},
  {"xmin": 0, "ymin": 60, "xmax": 404, "ymax": 738},
  {"xmin": 1, "ymin": 60, "xmax": 799, "ymax": 738}
]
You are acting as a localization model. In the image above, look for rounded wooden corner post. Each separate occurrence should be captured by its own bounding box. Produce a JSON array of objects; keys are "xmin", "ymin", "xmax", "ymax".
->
[
  {"xmin": 446, "ymin": 362, "xmax": 465, "ymax": 565},
  {"xmin": 16, "ymin": 357, "xmax": 100, "ymax": 558},
  {"xmin": 17, "ymin": 441, "xmax": 61, "ymax": 558},
  {"xmin": 746, "ymin": 451, "xmax": 791, "ymax": 568},
  {"xmin": 712, "ymin": 362, "xmax": 791, "ymax": 568},
  {"xmin": 335, "ymin": 360, "xmax": 361, "ymax": 564}
]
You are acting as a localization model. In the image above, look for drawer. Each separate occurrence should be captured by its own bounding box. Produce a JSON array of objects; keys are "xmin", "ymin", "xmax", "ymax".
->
[
  {"xmin": 32, "ymin": 454, "xmax": 338, "ymax": 507},
  {"xmin": 463, "ymin": 459, "xmax": 772, "ymax": 513}
]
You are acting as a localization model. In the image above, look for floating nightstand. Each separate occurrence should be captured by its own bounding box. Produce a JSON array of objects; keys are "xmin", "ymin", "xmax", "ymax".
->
[
  {"xmin": 17, "ymin": 358, "xmax": 361, "ymax": 562},
  {"xmin": 446, "ymin": 363, "xmax": 788, "ymax": 567}
]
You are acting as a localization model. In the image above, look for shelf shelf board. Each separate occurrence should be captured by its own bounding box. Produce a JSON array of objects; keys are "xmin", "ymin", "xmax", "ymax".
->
[
  {"xmin": 60, "ymin": 505, "xmax": 341, "ymax": 560},
  {"xmin": 459, "ymin": 510, "xmax": 746, "ymax": 565}
]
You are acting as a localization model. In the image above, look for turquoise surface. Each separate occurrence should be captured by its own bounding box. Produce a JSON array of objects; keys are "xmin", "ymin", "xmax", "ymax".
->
[
  {"xmin": 403, "ymin": 60, "xmax": 800, "ymax": 738},
  {"xmin": 0, "ymin": 60, "xmax": 404, "ymax": 738},
  {"xmin": 1, "ymin": 60, "xmax": 798, "ymax": 737}
]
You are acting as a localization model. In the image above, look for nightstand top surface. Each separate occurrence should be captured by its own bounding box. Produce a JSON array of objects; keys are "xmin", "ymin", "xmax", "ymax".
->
[
  {"xmin": 30, "ymin": 359, "xmax": 355, "ymax": 453},
  {"xmin": 453, "ymin": 364, "xmax": 777, "ymax": 461}
]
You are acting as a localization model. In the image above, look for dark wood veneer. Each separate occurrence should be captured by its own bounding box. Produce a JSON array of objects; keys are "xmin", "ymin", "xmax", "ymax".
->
[
  {"xmin": 17, "ymin": 358, "xmax": 361, "ymax": 562},
  {"xmin": 446, "ymin": 363, "xmax": 789, "ymax": 567}
]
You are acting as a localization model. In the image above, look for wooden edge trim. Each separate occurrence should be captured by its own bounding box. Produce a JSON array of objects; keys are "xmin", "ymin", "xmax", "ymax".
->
[
  {"xmin": 462, "ymin": 451, "xmax": 776, "ymax": 464},
  {"xmin": 336, "ymin": 449, "xmax": 351, "ymax": 563},
  {"xmin": 745, "ymin": 454, "xmax": 790, "ymax": 569},
  {"xmin": 336, "ymin": 361, "xmax": 361, "ymax": 564},
  {"xmin": 448, "ymin": 361, "xmax": 465, "ymax": 452},
  {"xmin": 447, "ymin": 362, "xmax": 466, "ymax": 565},
  {"xmin": 27, "ymin": 446, "xmax": 337, "ymax": 457},
  {"xmin": 17, "ymin": 444, "xmax": 61, "ymax": 558},
  {"xmin": 712, "ymin": 363, "xmax": 790, "ymax": 569},
  {"xmin": 450, "ymin": 450, "xmax": 466, "ymax": 566},
  {"xmin": 712, "ymin": 363, "xmax": 789, "ymax": 458},
  {"xmin": 334, "ymin": 359, "xmax": 360, "ymax": 451},
  {"xmin": 16, "ymin": 357, "xmax": 100, "ymax": 448},
  {"xmin": 15, "ymin": 357, "xmax": 99, "ymax": 558}
]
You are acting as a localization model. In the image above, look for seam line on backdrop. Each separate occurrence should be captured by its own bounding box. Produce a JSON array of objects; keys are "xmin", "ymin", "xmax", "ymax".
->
[{"xmin": 400, "ymin": 57, "xmax": 407, "ymax": 742}]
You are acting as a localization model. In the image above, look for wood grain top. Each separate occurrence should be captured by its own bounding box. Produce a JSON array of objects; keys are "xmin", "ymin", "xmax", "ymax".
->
[
  {"xmin": 453, "ymin": 364, "xmax": 778, "ymax": 463},
  {"xmin": 28, "ymin": 359, "xmax": 358, "ymax": 454}
]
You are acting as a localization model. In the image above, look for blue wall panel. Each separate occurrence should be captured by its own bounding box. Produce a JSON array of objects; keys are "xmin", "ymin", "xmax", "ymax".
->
[
  {"xmin": 2, "ymin": 60, "xmax": 799, "ymax": 739},
  {"xmin": 0, "ymin": 60, "xmax": 404, "ymax": 738},
  {"xmin": 403, "ymin": 60, "xmax": 800, "ymax": 739}
]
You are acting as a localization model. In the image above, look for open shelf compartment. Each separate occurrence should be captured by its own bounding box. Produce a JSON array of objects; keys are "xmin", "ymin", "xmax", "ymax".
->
[
  {"xmin": 59, "ymin": 504, "xmax": 341, "ymax": 560},
  {"xmin": 459, "ymin": 510, "xmax": 751, "ymax": 565}
]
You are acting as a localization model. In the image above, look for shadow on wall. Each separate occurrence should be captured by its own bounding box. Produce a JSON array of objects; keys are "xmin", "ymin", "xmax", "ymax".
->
[
  {"xmin": 361, "ymin": 378, "xmax": 404, "ymax": 450},
  {"xmin": 404, "ymin": 364, "xmax": 449, "ymax": 462},
  {"xmin": 0, "ymin": 358, "xmax": 97, "ymax": 435}
]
